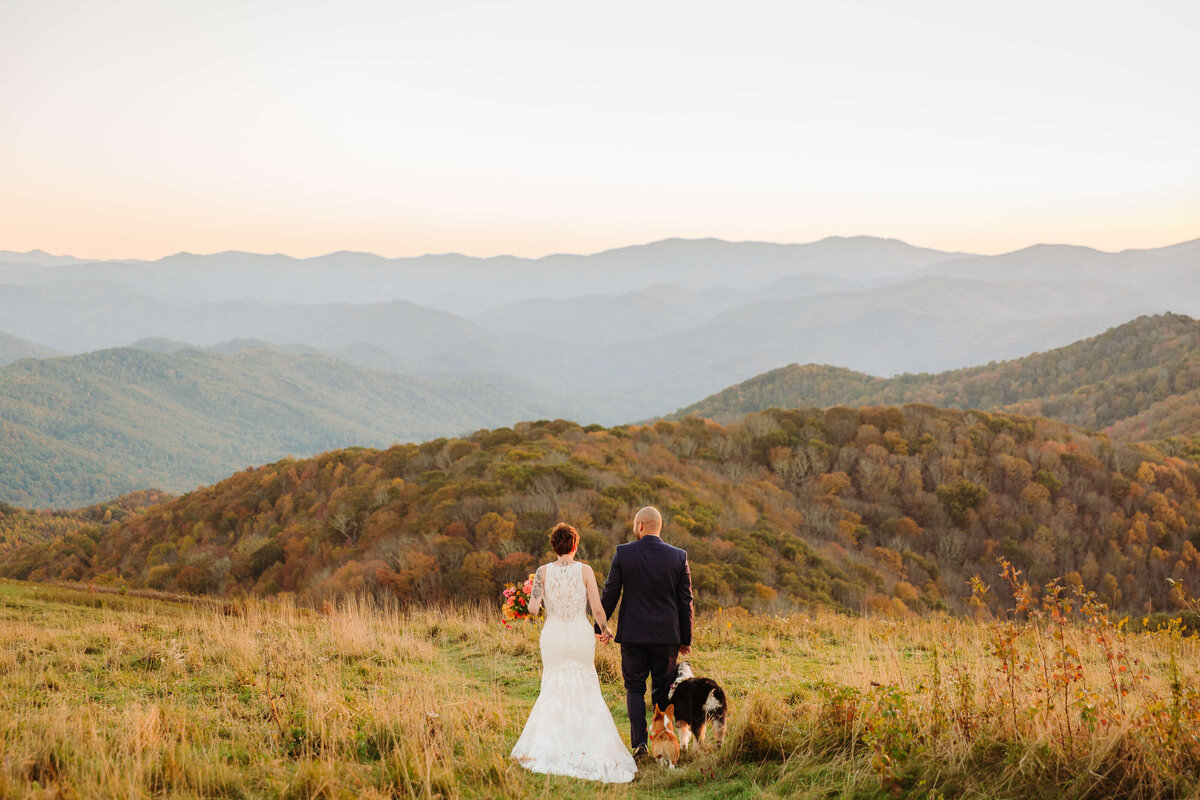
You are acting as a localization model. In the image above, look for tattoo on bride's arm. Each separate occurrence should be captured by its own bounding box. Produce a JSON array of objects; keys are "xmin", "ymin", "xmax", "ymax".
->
[{"xmin": 530, "ymin": 568, "xmax": 545, "ymax": 608}]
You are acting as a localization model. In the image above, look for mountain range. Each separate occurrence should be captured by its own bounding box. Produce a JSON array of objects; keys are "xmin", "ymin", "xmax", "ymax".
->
[
  {"xmin": 0, "ymin": 234, "xmax": 1198, "ymax": 509},
  {"xmin": 0, "ymin": 237, "xmax": 961, "ymax": 310},
  {"xmin": 916, "ymin": 239, "xmax": 1200, "ymax": 293},
  {"xmin": 3, "ymin": 235, "xmax": 1195, "ymax": 419}
]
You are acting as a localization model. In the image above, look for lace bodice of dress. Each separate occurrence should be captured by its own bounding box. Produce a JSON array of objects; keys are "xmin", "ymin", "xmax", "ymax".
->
[{"xmin": 543, "ymin": 561, "xmax": 587, "ymax": 622}]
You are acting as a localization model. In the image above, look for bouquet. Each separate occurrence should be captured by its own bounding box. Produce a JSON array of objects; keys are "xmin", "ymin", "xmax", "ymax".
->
[{"xmin": 502, "ymin": 573, "xmax": 537, "ymax": 628}]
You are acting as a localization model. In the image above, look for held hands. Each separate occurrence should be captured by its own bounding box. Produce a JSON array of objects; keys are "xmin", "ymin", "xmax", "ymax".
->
[{"xmin": 596, "ymin": 627, "xmax": 614, "ymax": 645}]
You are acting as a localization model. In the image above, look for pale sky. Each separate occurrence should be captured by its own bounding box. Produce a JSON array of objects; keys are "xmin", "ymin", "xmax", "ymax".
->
[{"xmin": 2, "ymin": 0, "xmax": 1198, "ymax": 261}]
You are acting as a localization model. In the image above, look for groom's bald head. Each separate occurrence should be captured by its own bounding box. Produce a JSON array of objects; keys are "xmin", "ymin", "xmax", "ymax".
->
[{"xmin": 633, "ymin": 506, "xmax": 662, "ymax": 538}]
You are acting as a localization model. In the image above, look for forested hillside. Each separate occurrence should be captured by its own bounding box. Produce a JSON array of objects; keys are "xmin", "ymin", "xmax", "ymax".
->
[
  {"xmin": 0, "ymin": 346, "xmax": 559, "ymax": 507},
  {"xmin": 6, "ymin": 406, "xmax": 1199, "ymax": 616},
  {"xmin": 671, "ymin": 313, "xmax": 1200, "ymax": 441},
  {"xmin": 1107, "ymin": 388, "xmax": 1200, "ymax": 445},
  {"xmin": 0, "ymin": 490, "xmax": 167, "ymax": 550}
]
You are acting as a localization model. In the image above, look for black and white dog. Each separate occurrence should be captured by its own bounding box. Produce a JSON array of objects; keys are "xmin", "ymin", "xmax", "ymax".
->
[{"xmin": 667, "ymin": 662, "xmax": 728, "ymax": 748}]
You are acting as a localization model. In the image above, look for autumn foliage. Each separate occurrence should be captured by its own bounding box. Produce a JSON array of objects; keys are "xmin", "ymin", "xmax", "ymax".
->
[{"xmin": 4, "ymin": 406, "xmax": 1200, "ymax": 616}]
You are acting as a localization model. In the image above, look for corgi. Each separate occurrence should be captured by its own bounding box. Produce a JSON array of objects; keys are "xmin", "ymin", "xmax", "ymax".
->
[
  {"xmin": 649, "ymin": 704, "xmax": 680, "ymax": 768},
  {"xmin": 667, "ymin": 662, "xmax": 728, "ymax": 748}
]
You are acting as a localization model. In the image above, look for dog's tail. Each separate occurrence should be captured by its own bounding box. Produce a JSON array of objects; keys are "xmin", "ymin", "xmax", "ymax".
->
[{"xmin": 705, "ymin": 686, "xmax": 729, "ymax": 744}]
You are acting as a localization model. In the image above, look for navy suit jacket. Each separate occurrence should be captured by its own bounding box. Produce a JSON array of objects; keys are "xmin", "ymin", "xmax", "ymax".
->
[{"xmin": 599, "ymin": 535, "xmax": 694, "ymax": 646}]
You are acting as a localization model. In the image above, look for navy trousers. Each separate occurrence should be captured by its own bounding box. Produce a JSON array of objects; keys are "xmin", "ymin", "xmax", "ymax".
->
[{"xmin": 620, "ymin": 642, "xmax": 680, "ymax": 748}]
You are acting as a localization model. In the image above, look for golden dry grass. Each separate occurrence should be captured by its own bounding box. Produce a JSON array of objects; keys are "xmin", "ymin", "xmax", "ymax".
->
[{"xmin": 2, "ymin": 579, "xmax": 1200, "ymax": 799}]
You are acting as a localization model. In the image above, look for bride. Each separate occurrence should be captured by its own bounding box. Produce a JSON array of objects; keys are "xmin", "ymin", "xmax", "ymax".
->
[{"xmin": 511, "ymin": 523, "xmax": 637, "ymax": 783}]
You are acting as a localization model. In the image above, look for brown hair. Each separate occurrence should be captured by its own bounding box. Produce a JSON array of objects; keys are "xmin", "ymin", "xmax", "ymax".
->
[{"xmin": 549, "ymin": 522, "xmax": 579, "ymax": 555}]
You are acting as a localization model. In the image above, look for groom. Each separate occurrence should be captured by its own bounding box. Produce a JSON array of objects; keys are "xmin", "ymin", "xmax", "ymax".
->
[{"xmin": 597, "ymin": 505, "xmax": 694, "ymax": 758}]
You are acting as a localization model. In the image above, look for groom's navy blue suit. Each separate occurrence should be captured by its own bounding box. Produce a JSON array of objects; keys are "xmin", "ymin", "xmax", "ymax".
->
[{"xmin": 598, "ymin": 534, "xmax": 694, "ymax": 749}]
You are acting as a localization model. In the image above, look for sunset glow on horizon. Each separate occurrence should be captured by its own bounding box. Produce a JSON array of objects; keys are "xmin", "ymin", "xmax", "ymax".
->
[{"xmin": 2, "ymin": 0, "xmax": 1198, "ymax": 262}]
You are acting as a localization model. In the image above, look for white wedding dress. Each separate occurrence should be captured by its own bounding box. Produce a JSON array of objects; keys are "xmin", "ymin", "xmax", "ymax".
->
[{"xmin": 511, "ymin": 561, "xmax": 637, "ymax": 783}]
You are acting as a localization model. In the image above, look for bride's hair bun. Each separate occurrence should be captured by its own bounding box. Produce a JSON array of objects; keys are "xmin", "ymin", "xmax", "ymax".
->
[{"xmin": 549, "ymin": 522, "xmax": 579, "ymax": 555}]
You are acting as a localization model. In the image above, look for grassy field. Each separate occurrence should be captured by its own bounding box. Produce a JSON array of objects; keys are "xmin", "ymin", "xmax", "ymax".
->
[{"xmin": 3, "ymin": 578, "xmax": 1200, "ymax": 799}]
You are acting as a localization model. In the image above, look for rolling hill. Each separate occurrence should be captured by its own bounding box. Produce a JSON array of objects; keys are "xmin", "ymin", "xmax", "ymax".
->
[
  {"xmin": 0, "ymin": 346, "xmax": 569, "ymax": 508},
  {"xmin": 0, "ymin": 331, "xmax": 59, "ymax": 366},
  {"xmin": 670, "ymin": 313, "xmax": 1200, "ymax": 441},
  {"xmin": 4, "ymin": 406, "xmax": 1197, "ymax": 618},
  {"xmin": 0, "ymin": 490, "xmax": 168, "ymax": 551}
]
